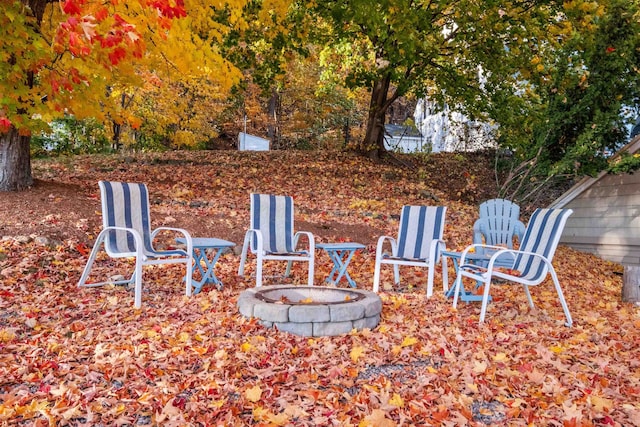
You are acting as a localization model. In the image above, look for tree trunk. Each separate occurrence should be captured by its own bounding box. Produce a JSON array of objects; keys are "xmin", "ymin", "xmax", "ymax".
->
[
  {"xmin": 0, "ymin": 127, "xmax": 33, "ymax": 191},
  {"xmin": 361, "ymin": 74, "xmax": 392, "ymax": 157},
  {"xmin": 267, "ymin": 87, "xmax": 280, "ymax": 148},
  {"xmin": 1, "ymin": 0, "xmax": 47, "ymax": 192},
  {"xmin": 622, "ymin": 265, "xmax": 640, "ymax": 303}
]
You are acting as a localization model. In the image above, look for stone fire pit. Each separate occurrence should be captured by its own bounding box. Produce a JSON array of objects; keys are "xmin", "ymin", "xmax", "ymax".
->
[{"xmin": 237, "ymin": 285, "xmax": 382, "ymax": 337}]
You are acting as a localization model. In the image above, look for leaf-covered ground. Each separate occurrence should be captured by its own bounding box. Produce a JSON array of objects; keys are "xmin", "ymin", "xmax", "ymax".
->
[{"xmin": 1, "ymin": 150, "xmax": 638, "ymax": 426}]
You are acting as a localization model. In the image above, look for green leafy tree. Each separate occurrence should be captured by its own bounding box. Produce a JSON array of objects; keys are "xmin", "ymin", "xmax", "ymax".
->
[
  {"xmin": 494, "ymin": 0, "xmax": 640, "ymax": 204},
  {"xmin": 298, "ymin": 0, "xmax": 565, "ymax": 158}
]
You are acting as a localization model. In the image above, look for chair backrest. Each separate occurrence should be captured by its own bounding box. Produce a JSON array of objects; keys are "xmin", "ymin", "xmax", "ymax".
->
[
  {"xmin": 250, "ymin": 193, "xmax": 295, "ymax": 253},
  {"xmin": 513, "ymin": 208, "xmax": 573, "ymax": 281},
  {"xmin": 99, "ymin": 181, "xmax": 154, "ymax": 256},
  {"xmin": 474, "ymin": 198, "xmax": 524, "ymax": 248},
  {"xmin": 396, "ymin": 205, "xmax": 447, "ymax": 260}
]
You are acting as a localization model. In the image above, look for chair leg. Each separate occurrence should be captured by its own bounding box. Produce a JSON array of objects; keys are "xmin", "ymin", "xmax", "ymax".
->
[
  {"xmin": 393, "ymin": 264, "xmax": 400, "ymax": 285},
  {"xmin": 185, "ymin": 257, "xmax": 193, "ymax": 297},
  {"xmin": 522, "ymin": 284, "xmax": 534, "ymax": 308},
  {"xmin": 426, "ymin": 263, "xmax": 435, "ymax": 298},
  {"xmin": 550, "ymin": 268, "xmax": 573, "ymax": 327},
  {"xmin": 307, "ymin": 258, "xmax": 314, "ymax": 286},
  {"xmin": 238, "ymin": 236, "xmax": 250, "ymax": 276},
  {"xmin": 133, "ymin": 258, "xmax": 143, "ymax": 309},
  {"xmin": 78, "ymin": 234, "xmax": 106, "ymax": 288},
  {"xmin": 441, "ymin": 256, "xmax": 449, "ymax": 292},
  {"xmin": 373, "ymin": 259, "xmax": 382, "ymax": 293},
  {"xmin": 285, "ymin": 260, "xmax": 293, "ymax": 278},
  {"xmin": 255, "ymin": 253, "xmax": 263, "ymax": 287},
  {"xmin": 452, "ymin": 273, "xmax": 463, "ymax": 308},
  {"xmin": 478, "ymin": 279, "xmax": 492, "ymax": 324}
]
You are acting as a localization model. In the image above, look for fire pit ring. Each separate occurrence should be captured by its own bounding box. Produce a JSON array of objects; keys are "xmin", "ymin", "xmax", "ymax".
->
[{"xmin": 237, "ymin": 285, "xmax": 382, "ymax": 337}]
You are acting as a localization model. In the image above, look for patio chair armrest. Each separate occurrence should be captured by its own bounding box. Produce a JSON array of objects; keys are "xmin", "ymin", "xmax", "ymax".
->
[
  {"xmin": 430, "ymin": 238, "xmax": 447, "ymax": 260},
  {"xmin": 459, "ymin": 243, "xmax": 505, "ymax": 265},
  {"xmin": 242, "ymin": 228, "xmax": 263, "ymax": 254},
  {"xmin": 472, "ymin": 219, "xmax": 485, "ymax": 245},
  {"xmin": 150, "ymin": 227, "xmax": 193, "ymax": 255},
  {"xmin": 293, "ymin": 231, "xmax": 315, "ymax": 253},
  {"xmin": 486, "ymin": 248, "xmax": 552, "ymax": 272},
  {"xmin": 375, "ymin": 235, "xmax": 397, "ymax": 257},
  {"xmin": 98, "ymin": 225, "xmax": 145, "ymax": 258}
]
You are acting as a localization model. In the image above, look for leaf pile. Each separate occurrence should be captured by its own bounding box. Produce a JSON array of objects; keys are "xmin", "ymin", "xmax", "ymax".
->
[{"xmin": 1, "ymin": 150, "xmax": 638, "ymax": 426}]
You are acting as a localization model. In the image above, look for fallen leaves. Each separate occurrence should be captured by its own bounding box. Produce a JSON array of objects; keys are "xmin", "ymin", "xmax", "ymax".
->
[{"xmin": 0, "ymin": 151, "xmax": 639, "ymax": 425}]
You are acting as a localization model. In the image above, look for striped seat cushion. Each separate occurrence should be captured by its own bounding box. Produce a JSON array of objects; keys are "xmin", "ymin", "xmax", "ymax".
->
[
  {"xmin": 251, "ymin": 193, "xmax": 296, "ymax": 254},
  {"xmin": 395, "ymin": 205, "xmax": 447, "ymax": 260}
]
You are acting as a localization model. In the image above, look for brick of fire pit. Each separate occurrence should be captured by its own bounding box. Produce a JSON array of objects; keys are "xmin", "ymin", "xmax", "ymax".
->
[{"xmin": 237, "ymin": 285, "xmax": 383, "ymax": 337}]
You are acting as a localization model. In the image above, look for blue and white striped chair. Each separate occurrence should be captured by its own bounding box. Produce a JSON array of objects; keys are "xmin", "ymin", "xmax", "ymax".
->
[
  {"xmin": 238, "ymin": 194, "xmax": 315, "ymax": 287},
  {"xmin": 78, "ymin": 181, "xmax": 193, "ymax": 308},
  {"xmin": 452, "ymin": 208, "xmax": 573, "ymax": 326},
  {"xmin": 373, "ymin": 205, "xmax": 447, "ymax": 296}
]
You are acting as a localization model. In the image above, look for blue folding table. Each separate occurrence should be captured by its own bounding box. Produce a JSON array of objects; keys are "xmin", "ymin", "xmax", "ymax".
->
[
  {"xmin": 317, "ymin": 242, "xmax": 365, "ymax": 288},
  {"xmin": 442, "ymin": 250, "xmax": 516, "ymax": 302},
  {"xmin": 177, "ymin": 237, "xmax": 235, "ymax": 293}
]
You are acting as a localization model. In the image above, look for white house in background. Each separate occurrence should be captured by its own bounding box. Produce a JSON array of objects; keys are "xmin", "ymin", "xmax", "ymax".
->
[
  {"xmin": 238, "ymin": 132, "xmax": 270, "ymax": 151},
  {"xmin": 413, "ymin": 98, "xmax": 497, "ymax": 153},
  {"xmin": 383, "ymin": 124, "xmax": 425, "ymax": 153}
]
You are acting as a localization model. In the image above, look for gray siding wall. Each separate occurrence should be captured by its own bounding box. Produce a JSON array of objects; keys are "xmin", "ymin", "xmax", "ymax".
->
[{"xmin": 560, "ymin": 172, "xmax": 640, "ymax": 265}]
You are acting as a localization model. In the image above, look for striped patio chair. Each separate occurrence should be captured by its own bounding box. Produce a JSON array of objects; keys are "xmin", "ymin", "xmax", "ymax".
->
[
  {"xmin": 452, "ymin": 208, "xmax": 573, "ymax": 326},
  {"xmin": 238, "ymin": 193, "xmax": 315, "ymax": 287},
  {"xmin": 77, "ymin": 181, "xmax": 194, "ymax": 308},
  {"xmin": 373, "ymin": 205, "xmax": 447, "ymax": 296}
]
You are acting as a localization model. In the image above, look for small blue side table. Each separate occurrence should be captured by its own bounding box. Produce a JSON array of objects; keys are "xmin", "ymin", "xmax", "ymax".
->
[
  {"xmin": 177, "ymin": 237, "xmax": 235, "ymax": 294},
  {"xmin": 442, "ymin": 250, "xmax": 494, "ymax": 302},
  {"xmin": 317, "ymin": 242, "xmax": 366, "ymax": 288}
]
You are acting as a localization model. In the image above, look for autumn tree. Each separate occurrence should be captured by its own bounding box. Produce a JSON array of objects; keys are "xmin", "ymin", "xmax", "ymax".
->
[
  {"xmin": 0, "ymin": 0, "xmax": 185, "ymax": 190},
  {"xmin": 494, "ymin": 0, "xmax": 640, "ymax": 204},
  {"xmin": 0, "ymin": 0, "xmax": 259, "ymax": 191},
  {"xmin": 295, "ymin": 0, "xmax": 562, "ymax": 158}
]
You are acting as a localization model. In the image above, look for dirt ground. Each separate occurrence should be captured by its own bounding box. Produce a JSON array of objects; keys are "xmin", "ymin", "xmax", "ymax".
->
[{"xmin": 0, "ymin": 150, "xmax": 503, "ymax": 249}]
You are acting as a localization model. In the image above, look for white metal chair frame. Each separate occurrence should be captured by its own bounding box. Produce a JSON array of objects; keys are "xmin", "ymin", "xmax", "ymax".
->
[
  {"xmin": 238, "ymin": 194, "xmax": 315, "ymax": 287},
  {"xmin": 78, "ymin": 181, "xmax": 194, "ymax": 308},
  {"xmin": 373, "ymin": 206, "xmax": 447, "ymax": 297},
  {"xmin": 452, "ymin": 208, "xmax": 573, "ymax": 326}
]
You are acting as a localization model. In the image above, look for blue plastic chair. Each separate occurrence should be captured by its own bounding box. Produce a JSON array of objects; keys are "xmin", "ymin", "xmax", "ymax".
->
[
  {"xmin": 238, "ymin": 194, "xmax": 315, "ymax": 287},
  {"xmin": 77, "ymin": 181, "xmax": 194, "ymax": 308},
  {"xmin": 473, "ymin": 198, "xmax": 525, "ymax": 251},
  {"xmin": 452, "ymin": 208, "xmax": 574, "ymax": 325},
  {"xmin": 373, "ymin": 205, "xmax": 447, "ymax": 296}
]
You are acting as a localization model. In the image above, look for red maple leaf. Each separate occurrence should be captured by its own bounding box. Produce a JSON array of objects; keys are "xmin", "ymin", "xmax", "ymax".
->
[
  {"xmin": 108, "ymin": 47, "xmax": 127, "ymax": 65},
  {"xmin": 62, "ymin": 0, "xmax": 84, "ymax": 15},
  {"xmin": 0, "ymin": 118, "xmax": 11, "ymax": 133}
]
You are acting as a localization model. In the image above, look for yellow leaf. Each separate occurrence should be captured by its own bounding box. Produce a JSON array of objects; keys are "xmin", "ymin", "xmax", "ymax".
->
[
  {"xmin": 177, "ymin": 332, "xmax": 189, "ymax": 342},
  {"xmin": 493, "ymin": 352, "xmax": 508, "ymax": 362},
  {"xmin": 472, "ymin": 360, "xmax": 487, "ymax": 374},
  {"xmin": 549, "ymin": 345, "xmax": 564, "ymax": 354},
  {"xmin": 245, "ymin": 385, "xmax": 262, "ymax": 403},
  {"xmin": 401, "ymin": 336, "xmax": 417, "ymax": 347},
  {"xmin": 241, "ymin": 342, "xmax": 254, "ymax": 352},
  {"xmin": 590, "ymin": 395, "xmax": 613, "ymax": 412},
  {"xmin": 389, "ymin": 393, "xmax": 404, "ymax": 407},
  {"xmin": 360, "ymin": 409, "xmax": 395, "ymax": 427},
  {"xmin": 0, "ymin": 329, "xmax": 16, "ymax": 342},
  {"xmin": 268, "ymin": 412, "xmax": 289, "ymax": 425},
  {"xmin": 350, "ymin": 345, "xmax": 365, "ymax": 362}
]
